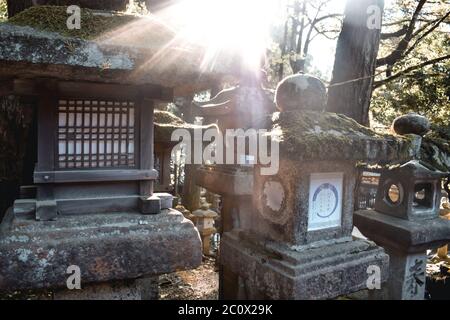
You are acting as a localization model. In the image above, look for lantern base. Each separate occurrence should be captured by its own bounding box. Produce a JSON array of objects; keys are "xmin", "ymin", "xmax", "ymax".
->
[
  {"xmin": 0, "ymin": 208, "xmax": 202, "ymax": 293},
  {"xmin": 354, "ymin": 209, "xmax": 450, "ymax": 253},
  {"xmin": 219, "ymin": 230, "xmax": 389, "ymax": 300},
  {"xmin": 355, "ymin": 209, "xmax": 450, "ymax": 300}
]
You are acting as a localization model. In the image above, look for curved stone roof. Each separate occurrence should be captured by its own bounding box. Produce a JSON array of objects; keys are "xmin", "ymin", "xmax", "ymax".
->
[{"xmin": 0, "ymin": 6, "xmax": 240, "ymax": 94}]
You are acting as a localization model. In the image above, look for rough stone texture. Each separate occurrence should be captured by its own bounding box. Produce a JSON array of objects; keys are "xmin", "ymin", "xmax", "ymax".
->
[
  {"xmin": 392, "ymin": 113, "xmax": 431, "ymax": 136},
  {"xmin": 354, "ymin": 210, "xmax": 450, "ymax": 253},
  {"xmin": 421, "ymin": 126, "xmax": 450, "ymax": 172},
  {"xmin": 355, "ymin": 213, "xmax": 433, "ymax": 300},
  {"xmin": 0, "ymin": 209, "xmax": 202, "ymax": 292},
  {"xmin": 374, "ymin": 160, "xmax": 445, "ymax": 221},
  {"xmin": 0, "ymin": 22, "xmax": 238, "ymax": 93},
  {"xmin": 383, "ymin": 250, "xmax": 427, "ymax": 300},
  {"xmin": 139, "ymin": 195, "xmax": 161, "ymax": 214},
  {"xmin": 195, "ymin": 166, "xmax": 253, "ymax": 196},
  {"xmin": 154, "ymin": 193, "xmax": 174, "ymax": 209},
  {"xmin": 53, "ymin": 277, "xmax": 159, "ymax": 300},
  {"xmin": 268, "ymin": 110, "xmax": 416, "ymax": 165},
  {"xmin": 275, "ymin": 74, "xmax": 327, "ymax": 112},
  {"xmin": 35, "ymin": 200, "xmax": 57, "ymax": 221},
  {"xmin": 252, "ymin": 160, "xmax": 355, "ymax": 246},
  {"xmin": 7, "ymin": 1, "xmax": 130, "ymax": 17},
  {"xmin": 220, "ymin": 230, "xmax": 389, "ymax": 300}
]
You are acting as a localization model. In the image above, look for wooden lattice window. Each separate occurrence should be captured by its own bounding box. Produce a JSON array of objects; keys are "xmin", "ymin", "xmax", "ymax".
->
[{"xmin": 57, "ymin": 99, "xmax": 136, "ymax": 169}]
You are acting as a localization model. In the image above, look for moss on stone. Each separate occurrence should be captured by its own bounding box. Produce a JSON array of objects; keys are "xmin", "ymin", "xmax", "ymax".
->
[
  {"xmin": 154, "ymin": 110, "xmax": 185, "ymax": 126},
  {"xmin": 420, "ymin": 124, "xmax": 450, "ymax": 172},
  {"xmin": 8, "ymin": 6, "xmax": 138, "ymax": 39},
  {"xmin": 270, "ymin": 110, "xmax": 413, "ymax": 163},
  {"xmin": 154, "ymin": 111, "xmax": 187, "ymax": 143},
  {"xmin": 154, "ymin": 110, "xmax": 218, "ymax": 143}
]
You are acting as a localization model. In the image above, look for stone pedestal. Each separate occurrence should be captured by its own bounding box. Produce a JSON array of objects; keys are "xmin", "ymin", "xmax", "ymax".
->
[
  {"xmin": 221, "ymin": 231, "xmax": 388, "ymax": 299},
  {"xmin": 355, "ymin": 209, "xmax": 450, "ymax": 299},
  {"xmin": 355, "ymin": 160, "xmax": 450, "ymax": 300},
  {"xmin": 0, "ymin": 208, "xmax": 202, "ymax": 295},
  {"xmin": 195, "ymin": 165, "xmax": 253, "ymax": 298}
]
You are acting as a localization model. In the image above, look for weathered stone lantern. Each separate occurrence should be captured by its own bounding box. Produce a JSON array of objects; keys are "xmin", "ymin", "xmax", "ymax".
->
[
  {"xmin": 355, "ymin": 114, "xmax": 450, "ymax": 300},
  {"xmin": 0, "ymin": 5, "xmax": 242, "ymax": 298},
  {"xmin": 374, "ymin": 161, "xmax": 443, "ymax": 221},
  {"xmin": 193, "ymin": 201, "xmax": 218, "ymax": 255},
  {"xmin": 219, "ymin": 74, "xmax": 416, "ymax": 299},
  {"xmin": 193, "ymin": 68, "xmax": 273, "ymax": 297}
]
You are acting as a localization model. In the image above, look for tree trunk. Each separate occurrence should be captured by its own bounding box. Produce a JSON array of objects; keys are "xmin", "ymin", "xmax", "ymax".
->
[{"xmin": 326, "ymin": 0, "xmax": 384, "ymax": 125}]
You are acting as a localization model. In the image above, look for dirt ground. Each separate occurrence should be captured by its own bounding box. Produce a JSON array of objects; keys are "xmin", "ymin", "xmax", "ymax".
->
[
  {"xmin": 426, "ymin": 254, "xmax": 450, "ymax": 300},
  {"xmin": 159, "ymin": 256, "xmax": 219, "ymax": 300}
]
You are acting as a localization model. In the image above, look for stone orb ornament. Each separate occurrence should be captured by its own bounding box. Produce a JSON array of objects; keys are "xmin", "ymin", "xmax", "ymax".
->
[
  {"xmin": 392, "ymin": 113, "xmax": 431, "ymax": 136},
  {"xmin": 275, "ymin": 74, "xmax": 327, "ymax": 111}
]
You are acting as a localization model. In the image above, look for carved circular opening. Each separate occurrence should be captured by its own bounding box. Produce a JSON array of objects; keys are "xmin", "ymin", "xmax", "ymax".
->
[
  {"xmin": 259, "ymin": 178, "xmax": 289, "ymax": 225},
  {"xmin": 414, "ymin": 188, "xmax": 426, "ymax": 201},
  {"xmin": 386, "ymin": 183, "xmax": 402, "ymax": 205}
]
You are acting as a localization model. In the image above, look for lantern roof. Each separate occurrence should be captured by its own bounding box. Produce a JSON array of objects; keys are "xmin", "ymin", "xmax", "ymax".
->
[
  {"xmin": 268, "ymin": 110, "xmax": 417, "ymax": 164},
  {"xmin": 267, "ymin": 110, "xmax": 450, "ymax": 170},
  {"xmin": 382, "ymin": 160, "xmax": 446, "ymax": 179},
  {"xmin": 0, "ymin": 6, "xmax": 240, "ymax": 95},
  {"xmin": 154, "ymin": 110, "xmax": 216, "ymax": 143}
]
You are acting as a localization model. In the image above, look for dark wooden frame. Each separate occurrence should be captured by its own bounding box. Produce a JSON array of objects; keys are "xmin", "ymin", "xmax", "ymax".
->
[{"xmin": 1, "ymin": 78, "xmax": 169, "ymax": 217}]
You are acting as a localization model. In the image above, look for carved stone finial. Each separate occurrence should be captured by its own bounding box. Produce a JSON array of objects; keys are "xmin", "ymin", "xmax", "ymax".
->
[{"xmin": 275, "ymin": 74, "xmax": 327, "ymax": 112}]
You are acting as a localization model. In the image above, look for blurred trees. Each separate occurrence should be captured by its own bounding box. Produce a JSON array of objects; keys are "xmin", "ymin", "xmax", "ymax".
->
[
  {"xmin": 270, "ymin": 0, "xmax": 449, "ymax": 126},
  {"xmin": 267, "ymin": 0, "xmax": 343, "ymax": 84},
  {"xmin": 372, "ymin": 0, "xmax": 450, "ymax": 126}
]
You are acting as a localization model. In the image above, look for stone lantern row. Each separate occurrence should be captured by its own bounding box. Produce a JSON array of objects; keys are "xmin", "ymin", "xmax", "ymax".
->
[{"xmin": 194, "ymin": 73, "xmax": 450, "ymax": 300}]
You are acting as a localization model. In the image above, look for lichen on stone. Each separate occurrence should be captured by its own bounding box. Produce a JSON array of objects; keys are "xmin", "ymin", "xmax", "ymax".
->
[
  {"xmin": 154, "ymin": 110, "xmax": 185, "ymax": 126},
  {"xmin": 8, "ymin": 6, "xmax": 139, "ymax": 40},
  {"xmin": 154, "ymin": 110, "xmax": 218, "ymax": 143},
  {"xmin": 420, "ymin": 124, "xmax": 450, "ymax": 172},
  {"xmin": 269, "ymin": 110, "xmax": 414, "ymax": 163},
  {"xmin": 154, "ymin": 110, "xmax": 192, "ymax": 143}
]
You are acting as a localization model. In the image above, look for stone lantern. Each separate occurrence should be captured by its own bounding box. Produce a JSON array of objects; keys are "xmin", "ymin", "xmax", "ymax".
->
[
  {"xmin": 355, "ymin": 114, "xmax": 450, "ymax": 300},
  {"xmin": 0, "ymin": 6, "xmax": 248, "ymax": 298},
  {"xmin": 218, "ymin": 74, "xmax": 417, "ymax": 299},
  {"xmin": 193, "ymin": 202, "xmax": 218, "ymax": 255},
  {"xmin": 374, "ymin": 161, "xmax": 443, "ymax": 221}
]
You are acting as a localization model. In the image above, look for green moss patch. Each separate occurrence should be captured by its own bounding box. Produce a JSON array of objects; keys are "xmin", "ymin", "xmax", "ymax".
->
[
  {"xmin": 154, "ymin": 110, "xmax": 185, "ymax": 126},
  {"xmin": 421, "ymin": 124, "xmax": 450, "ymax": 172},
  {"xmin": 8, "ymin": 6, "xmax": 138, "ymax": 39},
  {"xmin": 270, "ymin": 110, "xmax": 413, "ymax": 163}
]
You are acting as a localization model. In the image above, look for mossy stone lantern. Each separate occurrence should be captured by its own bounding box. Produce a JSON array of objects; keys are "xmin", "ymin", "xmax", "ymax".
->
[
  {"xmin": 193, "ymin": 202, "xmax": 218, "ymax": 255},
  {"xmin": 219, "ymin": 74, "xmax": 417, "ymax": 299},
  {"xmin": 355, "ymin": 116, "xmax": 450, "ymax": 300},
  {"xmin": 0, "ymin": 7, "xmax": 229, "ymax": 296},
  {"xmin": 374, "ymin": 161, "xmax": 443, "ymax": 221}
]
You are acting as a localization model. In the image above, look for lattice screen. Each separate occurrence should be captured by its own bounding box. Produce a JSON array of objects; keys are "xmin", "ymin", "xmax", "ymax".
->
[{"xmin": 57, "ymin": 99, "xmax": 136, "ymax": 169}]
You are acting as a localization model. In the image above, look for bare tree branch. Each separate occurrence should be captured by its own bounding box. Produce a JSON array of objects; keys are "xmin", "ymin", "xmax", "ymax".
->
[
  {"xmin": 373, "ymin": 54, "xmax": 450, "ymax": 88},
  {"xmin": 376, "ymin": 0, "xmax": 428, "ymax": 67},
  {"xmin": 403, "ymin": 10, "xmax": 450, "ymax": 57},
  {"xmin": 381, "ymin": 25, "xmax": 408, "ymax": 39}
]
